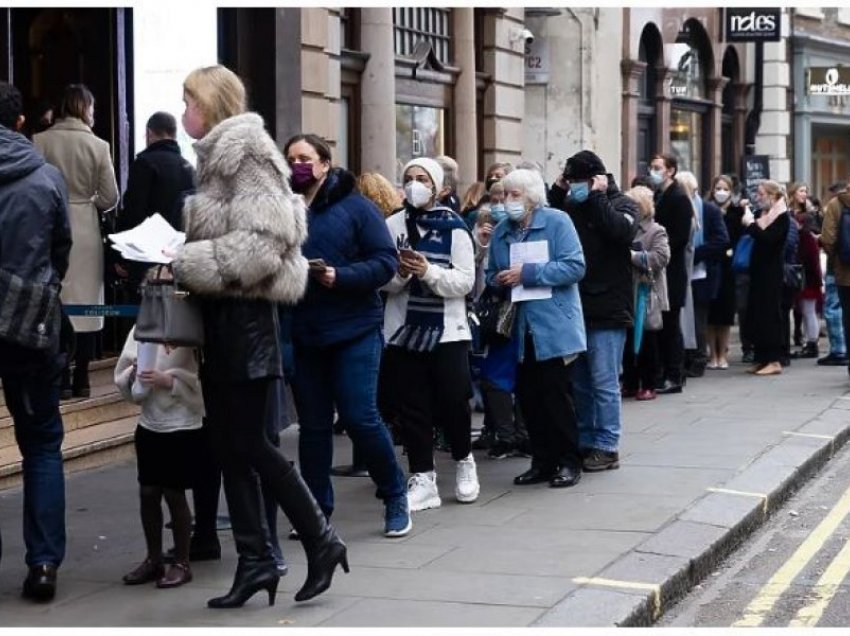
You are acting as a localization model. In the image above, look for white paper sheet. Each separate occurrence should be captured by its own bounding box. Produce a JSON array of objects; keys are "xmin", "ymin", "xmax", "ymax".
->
[
  {"xmin": 108, "ymin": 213, "xmax": 186, "ymax": 264},
  {"xmin": 136, "ymin": 342, "xmax": 158, "ymax": 373},
  {"xmin": 509, "ymin": 241, "xmax": 553, "ymax": 302}
]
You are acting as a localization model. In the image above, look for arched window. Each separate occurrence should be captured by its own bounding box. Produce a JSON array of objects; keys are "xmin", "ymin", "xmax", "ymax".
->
[
  {"xmin": 637, "ymin": 24, "xmax": 662, "ymax": 178},
  {"xmin": 669, "ymin": 19, "xmax": 713, "ymax": 188},
  {"xmin": 721, "ymin": 46, "xmax": 741, "ymax": 175}
]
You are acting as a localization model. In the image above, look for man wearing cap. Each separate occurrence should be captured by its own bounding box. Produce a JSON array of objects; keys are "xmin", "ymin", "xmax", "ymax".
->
[{"xmin": 550, "ymin": 150, "xmax": 638, "ymax": 472}]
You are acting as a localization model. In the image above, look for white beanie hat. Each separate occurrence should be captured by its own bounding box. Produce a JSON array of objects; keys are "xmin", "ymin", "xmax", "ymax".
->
[{"xmin": 403, "ymin": 157, "xmax": 444, "ymax": 193}]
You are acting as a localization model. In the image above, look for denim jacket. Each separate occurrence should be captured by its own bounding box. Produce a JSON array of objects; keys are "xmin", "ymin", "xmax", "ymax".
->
[{"xmin": 486, "ymin": 206, "xmax": 587, "ymax": 362}]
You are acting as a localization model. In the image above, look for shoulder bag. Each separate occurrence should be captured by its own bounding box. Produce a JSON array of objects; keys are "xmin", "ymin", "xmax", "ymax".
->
[
  {"xmin": 0, "ymin": 268, "xmax": 61, "ymax": 350},
  {"xmin": 134, "ymin": 265, "xmax": 205, "ymax": 347}
]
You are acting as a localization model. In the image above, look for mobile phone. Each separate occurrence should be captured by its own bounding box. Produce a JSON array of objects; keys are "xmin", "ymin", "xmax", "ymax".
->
[
  {"xmin": 399, "ymin": 248, "xmax": 417, "ymax": 259},
  {"xmin": 308, "ymin": 258, "xmax": 327, "ymax": 271}
]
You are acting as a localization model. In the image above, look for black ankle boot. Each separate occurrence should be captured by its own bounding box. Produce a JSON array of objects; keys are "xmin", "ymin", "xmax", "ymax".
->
[
  {"xmin": 270, "ymin": 469, "xmax": 349, "ymax": 602},
  {"xmin": 207, "ymin": 558, "xmax": 280, "ymax": 608}
]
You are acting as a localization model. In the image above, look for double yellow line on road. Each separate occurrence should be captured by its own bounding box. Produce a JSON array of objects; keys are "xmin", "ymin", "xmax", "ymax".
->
[{"xmin": 734, "ymin": 481, "xmax": 850, "ymax": 627}]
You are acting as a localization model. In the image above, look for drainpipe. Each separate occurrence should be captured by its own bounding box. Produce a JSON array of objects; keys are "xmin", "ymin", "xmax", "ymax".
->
[{"xmin": 744, "ymin": 41, "xmax": 764, "ymax": 156}]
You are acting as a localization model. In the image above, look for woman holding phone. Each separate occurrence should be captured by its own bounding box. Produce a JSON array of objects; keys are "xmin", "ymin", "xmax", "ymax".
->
[
  {"xmin": 381, "ymin": 157, "xmax": 479, "ymax": 513},
  {"xmin": 284, "ymin": 134, "xmax": 411, "ymax": 538}
]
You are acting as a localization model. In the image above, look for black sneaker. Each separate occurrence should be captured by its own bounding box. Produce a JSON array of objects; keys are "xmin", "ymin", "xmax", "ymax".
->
[
  {"xmin": 487, "ymin": 441, "xmax": 514, "ymax": 459},
  {"xmin": 819, "ymin": 352, "xmax": 850, "ymax": 366},
  {"xmin": 582, "ymin": 450, "xmax": 620, "ymax": 472},
  {"xmin": 742, "ymin": 350, "xmax": 755, "ymax": 364}
]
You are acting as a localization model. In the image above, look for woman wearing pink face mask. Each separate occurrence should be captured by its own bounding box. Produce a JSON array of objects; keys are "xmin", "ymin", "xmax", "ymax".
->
[{"xmin": 283, "ymin": 133, "xmax": 412, "ymax": 540}]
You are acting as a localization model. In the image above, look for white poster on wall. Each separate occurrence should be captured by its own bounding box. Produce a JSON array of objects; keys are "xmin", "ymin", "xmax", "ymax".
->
[
  {"xmin": 133, "ymin": 3, "xmax": 218, "ymax": 166},
  {"xmin": 525, "ymin": 36, "xmax": 550, "ymax": 85}
]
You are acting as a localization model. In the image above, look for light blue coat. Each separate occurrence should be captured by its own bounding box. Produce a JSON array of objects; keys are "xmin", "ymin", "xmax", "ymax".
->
[{"xmin": 486, "ymin": 206, "xmax": 587, "ymax": 362}]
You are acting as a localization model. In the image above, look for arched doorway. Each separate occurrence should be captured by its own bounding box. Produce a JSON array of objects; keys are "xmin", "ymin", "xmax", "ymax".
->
[
  {"xmin": 669, "ymin": 18, "xmax": 714, "ymax": 188},
  {"xmin": 637, "ymin": 23, "xmax": 663, "ymax": 179},
  {"xmin": 721, "ymin": 46, "xmax": 741, "ymax": 176}
]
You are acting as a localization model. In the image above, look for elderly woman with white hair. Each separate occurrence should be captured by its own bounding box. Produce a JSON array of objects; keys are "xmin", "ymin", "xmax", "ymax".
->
[
  {"xmin": 382, "ymin": 157, "xmax": 479, "ymax": 513},
  {"xmin": 485, "ymin": 169, "xmax": 587, "ymax": 488}
]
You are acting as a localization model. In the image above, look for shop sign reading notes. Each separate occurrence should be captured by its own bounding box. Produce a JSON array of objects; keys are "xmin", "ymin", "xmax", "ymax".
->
[
  {"xmin": 808, "ymin": 67, "xmax": 850, "ymax": 96},
  {"xmin": 510, "ymin": 241, "xmax": 552, "ymax": 302}
]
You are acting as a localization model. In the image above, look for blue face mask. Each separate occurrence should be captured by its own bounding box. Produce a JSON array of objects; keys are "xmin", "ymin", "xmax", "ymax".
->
[
  {"xmin": 649, "ymin": 170, "xmax": 665, "ymax": 186},
  {"xmin": 489, "ymin": 204, "xmax": 507, "ymax": 224},
  {"xmin": 505, "ymin": 201, "xmax": 526, "ymax": 222},
  {"xmin": 568, "ymin": 182, "xmax": 590, "ymax": 204}
]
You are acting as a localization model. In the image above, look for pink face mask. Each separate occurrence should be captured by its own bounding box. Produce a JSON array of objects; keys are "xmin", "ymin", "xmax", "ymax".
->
[{"xmin": 290, "ymin": 162, "xmax": 317, "ymax": 193}]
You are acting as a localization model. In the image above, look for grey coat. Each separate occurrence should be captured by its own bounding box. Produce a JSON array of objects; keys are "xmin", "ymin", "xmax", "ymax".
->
[{"xmin": 631, "ymin": 217, "xmax": 671, "ymax": 330}]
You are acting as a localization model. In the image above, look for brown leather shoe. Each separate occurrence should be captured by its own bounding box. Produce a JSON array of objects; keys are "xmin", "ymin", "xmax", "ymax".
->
[
  {"xmin": 156, "ymin": 562, "xmax": 192, "ymax": 588},
  {"xmin": 123, "ymin": 558, "xmax": 164, "ymax": 585}
]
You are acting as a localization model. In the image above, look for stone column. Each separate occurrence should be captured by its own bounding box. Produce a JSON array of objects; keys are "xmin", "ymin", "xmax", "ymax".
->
[
  {"xmin": 707, "ymin": 76, "xmax": 729, "ymax": 183},
  {"xmin": 452, "ymin": 8, "xmax": 478, "ymax": 195},
  {"xmin": 359, "ymin": 8, "xmax": 396, "ymax": 179},
  {"xmin": 620, "ymin": 59, "xmax": 647, "ymax": 186},
  {"xmin": 732, "ymin": 83, "xmax": 749, "ymax": 175},
  {"xmin": 654, "ymin": 66, "xmax": 673, "ymax": 154}
]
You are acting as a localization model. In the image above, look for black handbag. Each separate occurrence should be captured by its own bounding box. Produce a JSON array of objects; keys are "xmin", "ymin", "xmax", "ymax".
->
[
  {"xmin": 473, "ymin": 288, "xmax": 515, "ymax": 347},
  {"xmin": 783, "ymin": 263, "xmax": 805, "ymax": 291},
  {"xmin": 0, "ymin": 268, "xmax": 61, "ymax": 350},
  {"xmin": 134, "ymin": 265, "xmax": 204, "ymax": 347}
]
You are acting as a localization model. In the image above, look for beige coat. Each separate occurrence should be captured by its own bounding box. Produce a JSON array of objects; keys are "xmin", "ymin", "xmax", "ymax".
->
[{"xmin": 34, "ymin": 118, "xmax": 119, "ymax": 331}]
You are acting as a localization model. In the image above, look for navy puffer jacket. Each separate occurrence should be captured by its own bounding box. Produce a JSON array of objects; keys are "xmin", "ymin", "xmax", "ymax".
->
[{"xmin": 292, "ymin": 168, "xmax": 399, "ymax": 347}]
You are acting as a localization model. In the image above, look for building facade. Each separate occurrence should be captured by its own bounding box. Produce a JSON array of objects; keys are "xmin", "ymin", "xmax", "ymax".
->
[{"xmin": 791, "ymin": 7, "xmax": 850, "ymax": 201}]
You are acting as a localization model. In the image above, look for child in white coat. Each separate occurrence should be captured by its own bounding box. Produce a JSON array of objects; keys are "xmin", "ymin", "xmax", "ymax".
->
[{"xmin": 115, "ymin": 326, "xmax": 204, "ymax": 589}]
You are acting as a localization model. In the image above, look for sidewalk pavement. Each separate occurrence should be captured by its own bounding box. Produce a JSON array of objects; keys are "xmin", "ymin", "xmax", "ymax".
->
[{"xmin": 2, "ymin": 355, "xmax": 849, "ymax": 627}]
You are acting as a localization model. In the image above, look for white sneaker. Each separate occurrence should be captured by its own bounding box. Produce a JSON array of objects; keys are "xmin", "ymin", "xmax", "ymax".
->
[
  {"xmin": 455, "ymin": 454, "xmax": 480, "ymax": 503},
  {"xmin": 407, "ymin": 472, "xmax": 441, "ymax": 512}
]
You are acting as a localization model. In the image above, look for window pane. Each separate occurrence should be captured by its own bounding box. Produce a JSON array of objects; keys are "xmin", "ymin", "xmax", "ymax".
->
[
  {"xmin": 670, "ymin": 108, "xmax": 703, "ymax": 183},
  {"xmin": 395, "ymin": 104, "xmax": 445, "ymax": 183}
]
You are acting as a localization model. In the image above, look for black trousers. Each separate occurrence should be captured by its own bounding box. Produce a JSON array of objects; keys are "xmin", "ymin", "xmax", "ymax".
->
[
  {"xmin": 623, "ymin": 329, "xmax": 660, "ymax": 391},
  {"xmin": 480, "ymin": 378, "xmax": 527, "ymax": 446},
  {"xmin": 382, "ymin": 342, "xmax": 472, "ymax": 474},
  {"xmin": 204, "ymin": 378, "xmax": 292, "ymax": 562},
  {"xmin": 658, "ymin": 307, "xmax": 685, "ymax": 385},
  {"xmin": 515, "ymin": 337, "xmax": 580, "ymax": 472}
]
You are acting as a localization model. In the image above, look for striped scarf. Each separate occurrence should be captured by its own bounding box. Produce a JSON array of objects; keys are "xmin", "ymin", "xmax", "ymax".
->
[{"xmin": 389, "ymin": 205, "xmax": 468, "ymax": 352}]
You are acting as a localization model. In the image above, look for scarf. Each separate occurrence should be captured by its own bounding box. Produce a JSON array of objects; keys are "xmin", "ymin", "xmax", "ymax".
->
[
  {"xmin": 692, "ymin": 195, "xmax": 704, "ymax": 250},
  {"xmin": 757, "ymin": 202, "xmax": 786, "ymax": 229},
  {"xmin": 389, "ymin": 204, "xmax": 468, "ymax": 352}
]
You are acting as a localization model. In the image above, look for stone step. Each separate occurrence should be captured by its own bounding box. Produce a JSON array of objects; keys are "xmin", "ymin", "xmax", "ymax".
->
[
  {"xmin": 0, "ymin": 387, "xmax": 140, "ymax": 448},
  {"xmin": 0, "ymin": 415, "xmax": 137, "ymax": 491}
]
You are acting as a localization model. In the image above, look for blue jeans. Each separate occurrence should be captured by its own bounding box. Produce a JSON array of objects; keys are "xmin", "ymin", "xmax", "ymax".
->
[
  {"xmin": 572, "ymin": 328, "xmax": 627, "ymax": 454},
  {"xmin": 825, "ymin": 274, "xmax": 846, "ymax": 356},
  {"xmin": 2, "ymin": 367, "xmax": 66, "ymax": 567},
  {"xmin": 292, "ymin": 327, "xmax": 406, "ymax": 517}
]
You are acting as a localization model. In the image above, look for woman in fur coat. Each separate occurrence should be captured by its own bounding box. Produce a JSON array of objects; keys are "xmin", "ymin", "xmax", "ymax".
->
[{"xmin": 170, "ymin": 65, "xmax": 347, "ymax": 609}]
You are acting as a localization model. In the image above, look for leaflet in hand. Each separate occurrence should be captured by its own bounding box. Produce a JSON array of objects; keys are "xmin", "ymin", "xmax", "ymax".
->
[
  {"xmin": 108, "ymin": 213, "xmax": 185, "ymax": 264},
  {"xmin": 509, "ymin": 240, "xmax": 553, "ymax": 302}
]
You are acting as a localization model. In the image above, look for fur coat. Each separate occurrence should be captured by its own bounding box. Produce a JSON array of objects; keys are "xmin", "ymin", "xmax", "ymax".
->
[{"xmin": 173, "ymin": 112, "xmax": 308, "ymax": 304}]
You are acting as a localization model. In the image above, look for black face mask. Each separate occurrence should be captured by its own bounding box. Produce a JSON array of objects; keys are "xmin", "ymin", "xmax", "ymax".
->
[{"xmin": 486, "ymin": 177, "xmax": 499, "ymax": 191}]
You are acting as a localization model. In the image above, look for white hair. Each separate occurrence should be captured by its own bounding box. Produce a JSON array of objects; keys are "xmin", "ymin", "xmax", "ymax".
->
[
  {"xmin": 675, "ymin": 170, "xmax": 699, "ymax": 198},
  {"xmin": 501, "ymin": 168, "xmax": 548, "ymax": 209}
]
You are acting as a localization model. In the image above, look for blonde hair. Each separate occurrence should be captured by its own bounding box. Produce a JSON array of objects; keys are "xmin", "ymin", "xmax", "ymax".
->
[
  {"xmin": 356, "ymin": 172, "xmax": 402, "ymax": 218},
  {"xmin": 625, "ymin": 185, "xmax": 655, "ymax": 220},
  {"xmin": 183, "ymin": 65, "xmax": 247, "ymax": 132},
  {"xmin": 760, "ymin": 179, "xmax": 787, "ymax": 204},
  {"xmin": 675, "ymin": 170, "xmax": 699, "ymax": 199},
  {"xmin": 461, "ymin": 182, "xmax": 486, "ymax": 210}
]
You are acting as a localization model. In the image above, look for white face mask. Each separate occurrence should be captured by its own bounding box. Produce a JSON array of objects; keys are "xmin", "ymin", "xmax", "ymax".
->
[
  {"xmin": 713, "ymin": 189, "xmax": 730, "ymax": 204},
  {"xmin": 404, "ymin": 180, "xmax": 434, "ymax": 209},
  {"xmin": 505, "ymin": 201, "xmax": 527, "ymax": 222}
]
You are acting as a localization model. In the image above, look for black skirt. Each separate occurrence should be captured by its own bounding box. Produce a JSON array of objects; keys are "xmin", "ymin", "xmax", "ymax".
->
[{"xmin": 134, "ymin": 424, "xmax": 206, "ymax": 489}]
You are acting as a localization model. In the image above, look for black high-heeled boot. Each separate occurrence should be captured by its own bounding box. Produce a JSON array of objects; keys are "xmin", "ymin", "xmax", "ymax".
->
[
  {"xmin": 271, "ymin": 469, "xmax": 348, "ymax": 602},
  {"xmin": 207, "ymin": 557, "xmax": 279, "ymax": 608},
  {"xmin": 208, "ymin": 470, "xmax": 278, "ymax": 608}
]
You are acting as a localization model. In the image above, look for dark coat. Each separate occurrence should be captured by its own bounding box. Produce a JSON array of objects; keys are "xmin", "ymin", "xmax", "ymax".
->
[
  {"xmin": 654, "ymin": 180, "xmax": 693, "ymax": 309},
  {"xmin": 744, "ymin": 213, "xmax": 789, "ymax": 355},
  {"xmin": 692, "ymin": 200, "xmax": 730, "ymax": 304},
  {"xmin": 0, "ymin": 125, "xmax": 72, "ymax": 373},
  {"xmin": 293, "ymin": 168, "xmax": 398, "ymax": 348},
  {"xmin": 559, "ymin": 175, "xmax": 639, "ymax": 329},
  {"xmin": 118, "ymin": 139, "xmax": 196, "ymax": 232}
]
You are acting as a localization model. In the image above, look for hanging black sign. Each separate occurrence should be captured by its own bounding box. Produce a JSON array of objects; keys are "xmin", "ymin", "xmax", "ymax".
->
[
  {"xmin": 742, "ymin": 155, "xmax": 770, "ymax": 199},
  {"xmin": 725, "ymin": 8, "xmax": 781, "ymax": 42}
]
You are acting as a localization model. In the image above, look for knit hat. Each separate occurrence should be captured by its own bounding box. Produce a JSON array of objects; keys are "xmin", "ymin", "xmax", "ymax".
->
[
  {"xmin": 403, "ymin": 157, "xmax": 444, "ymax": 193},
  {"xmin": 563, "ymin": 150, "xmax": 607, "ymax": 180}
]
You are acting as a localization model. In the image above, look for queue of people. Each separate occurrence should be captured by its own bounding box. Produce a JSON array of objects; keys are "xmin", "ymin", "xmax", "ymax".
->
[{"xmin": 1, "ymin": 62, "xmax": 845, "ymax": 612}]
